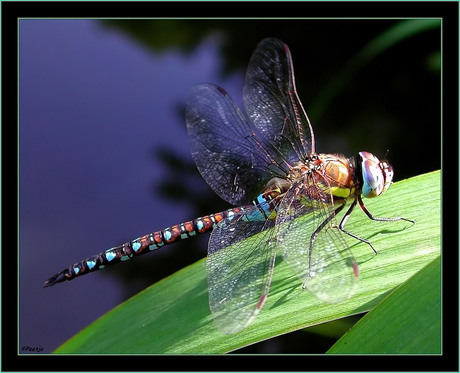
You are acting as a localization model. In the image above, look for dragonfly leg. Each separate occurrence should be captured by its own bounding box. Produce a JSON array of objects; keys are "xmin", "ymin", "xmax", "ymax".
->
[
  {"xmin": 338, "ymin": 196, "xmax": 415, "ymax": 254},
  {"xmin": 302, "ymin": 200, "xmax": 347, "ymax": 288},
  {"xmin": 337, "ymin": 199, "xmax": 378, "ymax": 254},
  {"xmin": 358, "ymin": 195, "xmax": 415, "ymax": 224}
]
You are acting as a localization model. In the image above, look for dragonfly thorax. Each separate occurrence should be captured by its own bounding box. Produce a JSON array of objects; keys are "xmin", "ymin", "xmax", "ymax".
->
[{"xmin": 313, "ymin": 153, "xmax": 358, "ymax": 200}]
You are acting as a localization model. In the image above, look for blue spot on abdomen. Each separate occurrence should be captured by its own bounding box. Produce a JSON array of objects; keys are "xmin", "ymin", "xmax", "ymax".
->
[
  {"xmin": 132, "ymin": 242, "xmax": 141, "ymax": 252},
  {"xmin": 163, "ymin": 229, "xmax": 172, "ymax": 241},
  {"xmin": 105, "ymin": 251, "xmax": 116, "ymax": 262}
]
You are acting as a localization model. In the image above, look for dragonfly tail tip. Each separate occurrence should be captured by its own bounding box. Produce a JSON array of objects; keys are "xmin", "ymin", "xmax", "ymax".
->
[{"xmin": 43, "ymin": 271, "xmax": 66, "ymax": 287}]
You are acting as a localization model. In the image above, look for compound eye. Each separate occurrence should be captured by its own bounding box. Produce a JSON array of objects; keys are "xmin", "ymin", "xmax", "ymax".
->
[{"xmin": 359, "ymin": 151, "xmax": 391, "ymax": 198}]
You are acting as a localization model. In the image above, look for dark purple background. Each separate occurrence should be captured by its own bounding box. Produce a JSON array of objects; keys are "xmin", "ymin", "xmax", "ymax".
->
[
  {"xmin": 19, "ymin": 20, "xmax": 244, "ymax": 353},
  {"xmin": 19, "ymin": 19, "xmax": 440, "ymax": 354}
]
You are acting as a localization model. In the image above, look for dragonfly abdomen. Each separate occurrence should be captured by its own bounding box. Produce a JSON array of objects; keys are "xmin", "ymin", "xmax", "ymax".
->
[
  {"xmin": 43, "ymin": 188, "xmax": 283, "ymax": 288},
  {"xmin": 43, "ymin": 207, "xmax": 248, "ymax": 287}
]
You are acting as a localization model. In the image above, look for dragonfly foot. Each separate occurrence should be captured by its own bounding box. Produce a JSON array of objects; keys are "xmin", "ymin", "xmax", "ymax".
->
[{"xmin": 301, "ymin": 276, "xmax": 312, "ymax": 290}]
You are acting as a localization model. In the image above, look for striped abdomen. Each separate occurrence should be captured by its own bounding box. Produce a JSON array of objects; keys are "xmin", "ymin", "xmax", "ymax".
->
[{"xmin": 43, "ymin": 190, "xmax": 280, "ymax": 287}]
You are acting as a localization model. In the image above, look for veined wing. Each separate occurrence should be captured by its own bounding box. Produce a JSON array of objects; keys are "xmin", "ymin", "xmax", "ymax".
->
[
  {"xmin": 275, "ymin": 177, "xmax": 358, "ymax": 303},
  {"xmin": 243, "ymin": 38, "xmax": 315, "ymax": 163},
  {"xmin": 186, "ymin": 83, "xmax": 287, "ymax": 206},
  {"xmin": 207, "ymin": 202, "xmax": 279, "ymax": 334}
]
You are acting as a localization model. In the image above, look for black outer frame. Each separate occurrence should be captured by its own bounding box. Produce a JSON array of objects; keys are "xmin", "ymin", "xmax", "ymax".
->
[{"xmin": 4, "ymin": 1, "xmax": 457, "ymax": 372}]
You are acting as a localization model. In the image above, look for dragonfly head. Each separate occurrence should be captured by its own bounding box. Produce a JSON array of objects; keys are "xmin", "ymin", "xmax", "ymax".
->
[{"xmin": 358, "ymin": 151, "xmax": 394, "ymax": 198}]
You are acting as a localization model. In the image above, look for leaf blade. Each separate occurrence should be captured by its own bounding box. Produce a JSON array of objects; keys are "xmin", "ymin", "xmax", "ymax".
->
[
  {"xmin": 328, "ymin": 256, "xmax": 441, "ymax": 354},
  {"xmin": 55, "ymin": 170, "xmax": 440, "ymax": 353}
]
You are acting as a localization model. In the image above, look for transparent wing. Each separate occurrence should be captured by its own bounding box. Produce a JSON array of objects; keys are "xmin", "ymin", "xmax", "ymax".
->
[
  {"xmin": 186, "ymin": 83, "xmax": 287, "ymax": 206},
  {"xmin": 207, "ymin": 203, "xmax": 278, "ymax": 334},
  {"xmin": 244, "ymin": 38, "xmax": 315, "ymax": 163},
  {"xmin": 275, "ymin": 177, "xmax": 358, "ymax": 303}
]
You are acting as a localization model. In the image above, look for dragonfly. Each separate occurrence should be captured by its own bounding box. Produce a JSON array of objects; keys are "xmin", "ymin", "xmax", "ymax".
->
[{"xmin": 44, "ymin": 38, "xmax": 414, "ymax": 334}]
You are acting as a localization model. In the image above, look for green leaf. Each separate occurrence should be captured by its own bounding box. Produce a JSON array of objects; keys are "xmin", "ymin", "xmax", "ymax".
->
[
  {"xmin": 327, "ymin": 256, "xmax": 441, "ymax": 354},
  {"xmin": 55, "ymin": 170, "xmax": 440, "ymax": 353}
]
